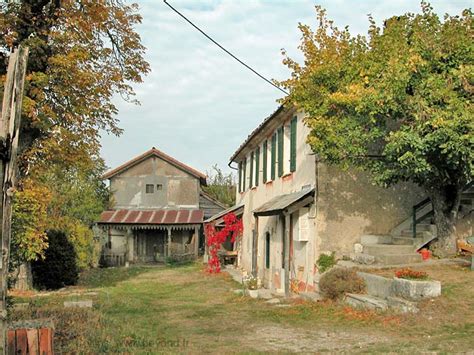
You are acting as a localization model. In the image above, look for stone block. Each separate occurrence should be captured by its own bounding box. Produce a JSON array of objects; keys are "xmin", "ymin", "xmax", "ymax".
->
[
  {"xmin": 64, "ymin": 300, "xmax": 93, "ymax": 308},
  {"xmin": 345, "ymin": 293, "xmax": 388, "ymax": 311},
  {"xmin": 360, "ymin": 235, "xmax": 392, "ymax": 245},
  {"xmin": 387, "ymin": 296, "xmax": 418, "ymax": 313},
  {"xmin": 351, "ymin": 253, "xmax": 375, "ymax": 265},
  {"xmin": 354, "ymin": 243, "xmax": 363, "ymax": 253},
  {"xmin": 357, "ymin": 272, "xmax": 393, "ymax": 299},
  {"xmin": 391, "ymin": 278, "xmax": 441, "ymax": 301}
]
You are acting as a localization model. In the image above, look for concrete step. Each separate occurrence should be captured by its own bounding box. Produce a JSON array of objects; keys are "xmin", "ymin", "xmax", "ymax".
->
[
  {"xmin": 462, "ymin": 192, "xmax": 474, "ymax": 198},
  {"xmin": 345, "ymin": 293, "xmax": 388, "ymax": 311},
  {"xmin": 460, "ymin": 199, "xmax": 473, "ymax": 205},
  {"xmin": 392, "ymin": 236, "xmax": 421, "ymax": 245},
  {"xmin": 407, "ymin": 223, "xmax": 433, "ymax": 232},
  {"xmin": 374, "ymin": 253, "xmax": 423, "ymax": 265},
  {"xmin": 364, "ymin": 244, "xmax": 415, "ymax": 256},
  {"xmin": 401, "ymin": 229, "xmax": 433, "ymax": 238},
  {"xmin": 360, "ymin": 234, "xmax": 392, "ymax": 245}
]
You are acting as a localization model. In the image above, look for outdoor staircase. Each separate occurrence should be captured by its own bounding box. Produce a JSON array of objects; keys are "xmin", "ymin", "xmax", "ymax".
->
[{"xmin": 353, "ymin": 183, "xmax": 474, "ymax": 266}]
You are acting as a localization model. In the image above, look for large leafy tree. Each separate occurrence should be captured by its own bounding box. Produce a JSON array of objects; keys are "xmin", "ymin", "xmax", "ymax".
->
[
  {"xmin": 0, "ymin": 1, "xmax": 149, "ymax": 262},
  {"xmin": 280, "ymin": 3, "xmax": 473, "ymax": 256}
]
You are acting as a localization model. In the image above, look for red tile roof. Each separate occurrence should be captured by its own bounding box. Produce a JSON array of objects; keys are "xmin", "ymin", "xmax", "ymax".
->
[
  {"xmin": 98, "ymin": 209, "xmax": 204, "ymax": 225},
  {"xmin": 102, "ymin": 147, "xmax": 207, "ymax": 182}
]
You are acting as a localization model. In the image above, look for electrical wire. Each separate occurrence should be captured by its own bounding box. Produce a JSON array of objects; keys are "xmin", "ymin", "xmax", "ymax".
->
[{"xmin": 163, "ymin": 0, "xmax": 289, "ymax": 96}]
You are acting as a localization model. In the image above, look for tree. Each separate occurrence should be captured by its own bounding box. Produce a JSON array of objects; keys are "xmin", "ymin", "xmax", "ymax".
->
[
  {"xmin": 280, "ymin": 3, "xmax": 473, "ymax": 256},
  {"xmin": 0, "ymin": 1, "xmax": 149, "ymax": 263},
  {"xmin": 203, "ymin": 165, "xmax": 236, "ymax": 207}
]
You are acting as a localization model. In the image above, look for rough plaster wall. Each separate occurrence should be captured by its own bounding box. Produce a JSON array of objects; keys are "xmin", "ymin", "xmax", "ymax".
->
[
  {"xmin": 110, "ymin": 156, "xmax": 199, "ymax": 209},
  {"xmin": 316, "ymin": 163, "xmax": 426, "ymax": 257},
  {"xmin": 456, "ymin": 213, "xmax": 473, "ymax": 239}
]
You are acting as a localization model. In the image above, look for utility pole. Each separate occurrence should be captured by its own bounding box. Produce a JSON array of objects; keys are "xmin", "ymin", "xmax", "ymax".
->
[{"xmin": 0, "ymin": 46, "xmax": 29, "ymax": 353}]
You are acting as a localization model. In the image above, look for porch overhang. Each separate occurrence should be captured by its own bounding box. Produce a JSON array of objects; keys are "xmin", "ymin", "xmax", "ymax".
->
[
  {"xmin": 97, "ymin": 209, "xmax": 204, "ymax": 230},
  {"xmin": 253, "ymin": 188, "xmax": 315, "ymax": 217},
  {"xmin": 204, "ymin": 203, "xmax": 244, "ymax": 227}
]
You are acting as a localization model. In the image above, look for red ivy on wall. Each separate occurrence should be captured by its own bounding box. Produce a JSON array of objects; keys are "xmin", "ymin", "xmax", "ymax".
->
[{"xmin": 205, "ymin": 213, "xmax": 243, "ymax": 273}]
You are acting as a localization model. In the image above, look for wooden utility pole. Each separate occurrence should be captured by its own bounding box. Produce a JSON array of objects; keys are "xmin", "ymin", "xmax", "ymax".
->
[{"xmin": 0, "ymin": 46, "xmax": 29, "ymax": 353}]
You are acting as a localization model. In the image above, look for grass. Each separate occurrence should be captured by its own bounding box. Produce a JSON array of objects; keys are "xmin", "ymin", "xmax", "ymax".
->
[{"xmin": 8, "ymin": 262, "xmax": 474, "ymax": 353}]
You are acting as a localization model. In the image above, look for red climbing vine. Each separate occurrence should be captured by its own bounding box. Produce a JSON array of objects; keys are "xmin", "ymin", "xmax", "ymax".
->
[{"xmin": 205, "ymin": 212, "xmax": 243, "ymax": 273}]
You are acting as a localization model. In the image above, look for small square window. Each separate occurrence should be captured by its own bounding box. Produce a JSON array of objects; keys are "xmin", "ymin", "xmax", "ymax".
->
[
  {"xmin": 145, "ymin": 184, "xmax": 154, "ymax": 193},
  {"xmin": 157, "ymin": 184, "xmax": 163, "ymax": 191}
]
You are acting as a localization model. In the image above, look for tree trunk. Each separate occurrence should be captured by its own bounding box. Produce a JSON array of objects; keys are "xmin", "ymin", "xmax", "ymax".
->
[{"xmin": 428, "ymin": 185, "xmax": 462, "ymax": 258}]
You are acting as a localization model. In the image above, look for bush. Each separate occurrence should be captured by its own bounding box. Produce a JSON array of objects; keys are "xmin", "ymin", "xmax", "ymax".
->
[
  {"xmin": 316, "ymin": 252, "xmax": 337, "ymax": 273},
  {"xmin": 31, "ymin": 230, "xmax": 79, "ymax": 290},
  {"xmin": 319, "ymin": 268, "xmax": 366, "ymax": 300}
]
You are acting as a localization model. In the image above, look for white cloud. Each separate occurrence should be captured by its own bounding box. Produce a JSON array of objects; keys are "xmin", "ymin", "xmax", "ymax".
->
[{"xmin": 101, "ymin": 0, "xmax": 472, "ymax": 174}]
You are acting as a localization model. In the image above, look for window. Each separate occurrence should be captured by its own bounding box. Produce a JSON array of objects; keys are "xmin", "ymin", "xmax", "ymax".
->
[
  {"xmin": 157, "ymin": 184, "xmax": 163, "ymax": 191},
  {"xmin": 145, "ymin": 184, "xmax": 154, "ymax": 193},
  {"xmin": 277, "ymin": 126, "xmax": 284, "ymax": 177},
  {"xmin": 238, "ymin": 161, "xmax": 242, "ymax": 192},
  {"xmin": 255, "ymin": 146, "xmax": 260, "ymax": 187},
  {"xmin": 262, "ymin": 140, "xmax": 268, "ymax": 183},
  {"xmin": 271, "ymin": 133, "xmax": 276, "ymax": 180},
  {"xmin": 250, "ymin": 151, "xmax": 254, "ymax": 188},
  {"xmin": 265, "ymin": 232, "xmax": 270, "ymax": 269},
  {"xmin": 243, "ymin": 158, "xmax": 247, "ymax": 191},
  {"xmin": 290, "ymin": 116, "xmax": 297, "ymax": 172}
]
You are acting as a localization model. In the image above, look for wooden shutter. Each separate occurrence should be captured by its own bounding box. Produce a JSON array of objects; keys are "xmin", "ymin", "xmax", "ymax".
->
[
  {"xmin": 238, "ymin": 161, "xmax": 242, "ymax": 192},
  {"xmin": 250, "ymin": 152, "xmax": 254, "ymax": 188},
  {"xmin": 255, "ymin": 146, "xmax": 260, "ymax": 187},
  {"xmin": 290, "ymin": 117, "xmax": 297, "ymax": 172},
  {"xmin": 271, "ymin": 134, "xmax": 276, "ymax": 180},
  {"xmin": 278, "ymin": 126, "xmax": 284, "ymax": 177},
  {"xmin": 262, "ymin": 140, "xmax": 267, "ymax": 183},
  {"xmin": 243, "ymin": 159, "xmax": 246, "ymax": 191}
]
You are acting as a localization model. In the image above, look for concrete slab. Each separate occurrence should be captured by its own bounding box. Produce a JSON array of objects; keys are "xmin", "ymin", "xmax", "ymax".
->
[
  {"xmin": 265, "ymin": 298, "xmax": 280, "ymax": 304},
  {"xmin": 360, "ymin": 235, "xmax": 392, "ymax": 245},
  {"xmin": 351, "ymin": 253, "xmax": 375, "ymax": 265},
  {"xmin": 357, "ymin": 272, "xmax": 393, "ymax": 299},
  {"xmin": 391, "ymin": 278, "xmax": 441, "ymax": 301},
  {"xmin": 258, "ymin": 288, "xmax": 274, "ymax": 299},
  {"xmin": 345, "ymin": 293, "xmax": 388, "ymax": 311},
  {"xmin": 299, "ymin": 292, "xmax": 322, "ymax": 302},
  {"xmin": 387, "ymin": 296, "xmax": 418, "ymax": 313},
  {"xmin": 64, "ymin": 300, "xmax": 93, "ymax": 308}
]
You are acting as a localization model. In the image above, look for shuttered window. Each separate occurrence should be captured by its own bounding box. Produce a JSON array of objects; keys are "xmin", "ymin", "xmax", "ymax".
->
[
  {"xmin": 249, "ymin": 152, "xmax": 254, "ymax": 188},
  {"xmin": 243, "ymin": 159, "xmax": 246, "ymax": 191},
  {"xmin": 255, "ymin": 146, "xmax": 260, "ymax": 187},
  {"xmin": 271, "ymin": 133, "xmax": 276, "ymax": 180},
  {"xmin": 262, "ymin": 140, "xmax": 268, "ymax": 183},
  {"xmin": 265, "ymin": 233, "xmax": 270, "ymax": 269},
  {"xmin": 290, "ymin": 116, "xmax": 297, "ymax": 172},
  {"xmin": 238, "ymin": 161, "xmax": 242, "ymax": 192},
  {"xmin": 277, "ymin": 126, "xmax": 284, "ymax": 177}
]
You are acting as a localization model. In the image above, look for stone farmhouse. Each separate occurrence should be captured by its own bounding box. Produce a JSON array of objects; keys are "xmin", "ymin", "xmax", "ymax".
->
[
  {"xmin": 97, "ymin": 147, "xmax": 224, "ymax": 266},
  {"xmin": 207, "ymin": 105, "xmax": 473, "ymax": 296}
]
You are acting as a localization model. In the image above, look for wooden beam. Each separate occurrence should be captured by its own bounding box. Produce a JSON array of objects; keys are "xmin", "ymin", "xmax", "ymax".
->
[{"xmin": 0, "ymin": 46, "xmax": 29, "ymax": 354}]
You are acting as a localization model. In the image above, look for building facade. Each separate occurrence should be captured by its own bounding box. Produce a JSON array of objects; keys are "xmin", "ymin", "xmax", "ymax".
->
[
  {"xmin": 228, "ymin": 105, "xmax": 426, "ymax": 295},
  {"xmin": 97, "ymin": 147, "xmax": 224, "ymax": 265}
]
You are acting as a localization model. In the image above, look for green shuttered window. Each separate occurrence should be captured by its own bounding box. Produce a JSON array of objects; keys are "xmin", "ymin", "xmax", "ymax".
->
[
  {"xmin": 238, "ymin": 161, "xmax": 242, "ymax": 192},
  {"xmin": 271, "ymin": 134, "xmax": 276, "ymax": 180},
  {"xmin": 243, "ymin": 159, "xmax": 246, "ymax": 191},
  {"xmin": 255, "ymin": 147, "xmax": 260, "ymax": 187},
  {"xmin": 290, "ymin": 116, "xmax": 297, "ymax": 172},
  {"xmin": 262, "ymin": 140, "xmax": 267, "ymax": 183},
  {"xmin": 277, "ymin": 126, "xmax": 284, "ymax": 177},
  {"xmin": 249, "ymin": 152, "xmax": 254, "ymax": 188}
]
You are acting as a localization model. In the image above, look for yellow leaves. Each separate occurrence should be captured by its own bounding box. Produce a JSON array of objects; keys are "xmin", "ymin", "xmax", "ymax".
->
[{"xmin": 408, "ymin": 54, "xmax": 425, "ymax": 72}]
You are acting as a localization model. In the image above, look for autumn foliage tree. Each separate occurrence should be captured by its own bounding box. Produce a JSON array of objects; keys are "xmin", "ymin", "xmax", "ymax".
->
[
  {"xmin": 280, "ymin": 3, "xmax": 473, "ymax": 256},
  {"xmin": 0, "ymin": 1, "xmax": 149, "ymax": 264}
]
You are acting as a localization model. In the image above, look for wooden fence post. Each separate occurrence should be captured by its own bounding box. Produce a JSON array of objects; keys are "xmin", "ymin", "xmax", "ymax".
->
[{"xmin": 0, "ymin": 46, "xmax": 29, "ymax": 354}]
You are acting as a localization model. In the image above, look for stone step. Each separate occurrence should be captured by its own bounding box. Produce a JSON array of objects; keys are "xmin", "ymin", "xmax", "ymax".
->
[
  {"xmin": 360, "ymin": 234, "xmax": 392, "ymax": 245},
  {"xmin": 392, "ymin": 237, "xmax": 422, "ymax": 246},
  {"xmin": 462, "ymin": 192, "xmax": 474, "ymax": 198},
  {"xmin": 401, "ymin": 229, "xmax": 433, "ymax": 238},
  {"xmin": 407, "ymin": 223, "xmax": 433, "ymax": 232},
  {"xmin": 364, "ymin": 244, "xmax": 415, "ymax": 256},
  {"xmin": 345, "ymin": 293, "xmax": 388, "ymax": 311},
  {"xmin": 374, "ymin": 253, "xmax": 423, "ymax": 265},
  {"xmin": 461, "ymin": 199, "xmax": 473, "ymax": 205}
]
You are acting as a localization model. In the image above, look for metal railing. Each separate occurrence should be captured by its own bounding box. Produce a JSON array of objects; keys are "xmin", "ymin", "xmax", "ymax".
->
[{"xmin": 412, "ymin": 198, "xmax": 432, "ymax": 238}]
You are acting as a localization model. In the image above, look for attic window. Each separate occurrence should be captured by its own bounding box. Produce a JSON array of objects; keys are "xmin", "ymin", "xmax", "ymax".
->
[
  {"xmin": 146, "ymin": 184, "xmax": 154, "ymax": 194},
  {"xmin": 157, "ymin": 184, "xmax": 163, "ymax": 191}
]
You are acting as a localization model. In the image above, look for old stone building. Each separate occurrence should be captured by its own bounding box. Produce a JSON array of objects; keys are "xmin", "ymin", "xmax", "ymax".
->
[{"xmin": 97, "ymin": 147, "xmax": 224, "ymax": 265}]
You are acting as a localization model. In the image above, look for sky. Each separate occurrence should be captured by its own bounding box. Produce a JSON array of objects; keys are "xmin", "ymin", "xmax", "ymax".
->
[{"xmin": 100, "ymin": 0, "xmax": 471, "ymax": 176}]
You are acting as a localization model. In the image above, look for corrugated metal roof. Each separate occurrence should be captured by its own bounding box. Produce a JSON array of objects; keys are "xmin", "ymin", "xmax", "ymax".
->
[
  {"xmin": 253, "ymin": 188, "xmax": 314, "ymax": 216},
  {"xmin": 204, "ymin": 203, "xmax": 244, "ymax": 224},
  {"xmin": 98, "ymin": 209, "xmax": 204, "ymax": 225}
]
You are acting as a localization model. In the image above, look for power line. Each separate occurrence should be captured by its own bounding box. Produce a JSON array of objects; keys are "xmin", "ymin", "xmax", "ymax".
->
[{"xmin": 163, "ymin": 0, "xmax": 289, "ymax": 96}]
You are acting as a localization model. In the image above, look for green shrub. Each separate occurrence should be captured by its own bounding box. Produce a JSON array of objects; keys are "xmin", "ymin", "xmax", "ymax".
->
[
  {"xmin": 316, "ymin": 252, "xmax": 337, "ymax": 273},
  {"xmin": 31, "ymin": 230, "xmax": 79, "ymax": 290},
  {"xmin": 319, "ymin": 268, "xmax": 366, "ymax": 300}
]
